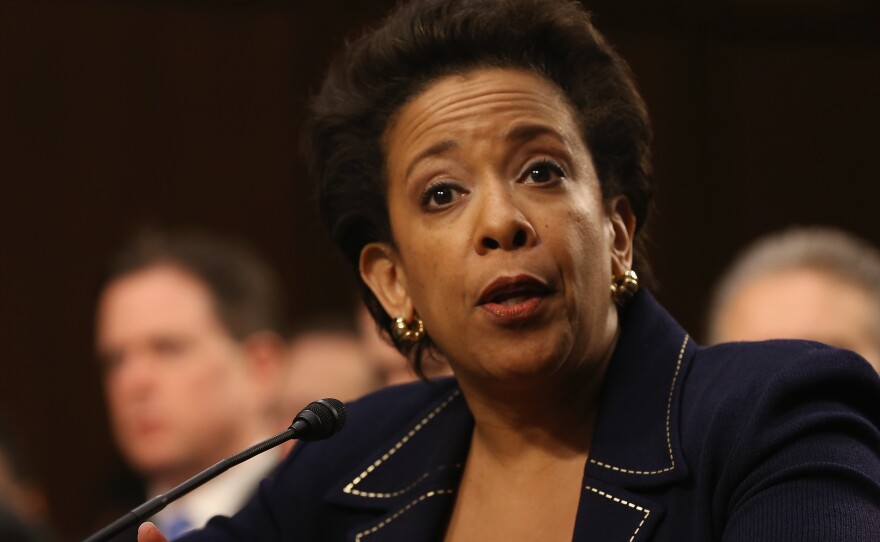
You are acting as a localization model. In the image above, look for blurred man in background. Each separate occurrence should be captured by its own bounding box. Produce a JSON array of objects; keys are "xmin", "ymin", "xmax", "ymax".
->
[
  {"xmin": 281, "ymin": 316, "xmax": 381, "ymax": 429},
  {"xmin": 708, "ymin": 226, "xmax": 880, "ymax": 372},
  {"xmin": 94, "ymin": 231, "xmax": 289, "ymax": 540}
]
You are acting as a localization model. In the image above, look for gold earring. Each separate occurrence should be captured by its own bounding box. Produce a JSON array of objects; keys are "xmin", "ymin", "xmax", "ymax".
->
[
  {"xmin": 610, "ymin": 269, "xmax": 639, "ymax": 304},
  {"xmin": 391, "ymin": 315, "xmax": 424, "ymax": 343}
]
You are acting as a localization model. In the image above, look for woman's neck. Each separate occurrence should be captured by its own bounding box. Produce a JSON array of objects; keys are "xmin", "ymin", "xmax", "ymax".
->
[
  {"xmin": 456, "ymin": 344, "xmax": 614, "ymax": 465},
  {"xmin": 443, "ymin": 355, "xmax": 613, "ymax": 542}
]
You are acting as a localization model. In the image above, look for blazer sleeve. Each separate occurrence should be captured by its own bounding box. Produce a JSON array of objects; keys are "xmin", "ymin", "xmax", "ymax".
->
[
  {"xmin": 174, "ymin": 443, "xmax": 310, "ymax": 542},
  {"xmin": 719, "ymin": 347, "xmax": 880, "ymax": 541}
]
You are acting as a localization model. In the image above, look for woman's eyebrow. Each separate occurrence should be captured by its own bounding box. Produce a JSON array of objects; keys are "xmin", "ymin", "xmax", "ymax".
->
[
  {"xmin": 505, "ymin": 123, "xmax": 566, "ymax": 146},
  {"xmin": 405, "ymin": 139, "xmax": 458, "ymax": 180}
]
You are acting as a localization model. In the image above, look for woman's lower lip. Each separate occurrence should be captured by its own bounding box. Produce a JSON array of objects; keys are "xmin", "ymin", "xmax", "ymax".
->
[{"xmin": 479, "ymin": 296, "xmax": 544, "ymax": 323}]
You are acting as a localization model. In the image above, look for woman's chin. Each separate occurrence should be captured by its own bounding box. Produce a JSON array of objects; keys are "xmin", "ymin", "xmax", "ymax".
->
[{"xmin": 454, "ymin": 338, "xmax": 577, "ymax": 384}]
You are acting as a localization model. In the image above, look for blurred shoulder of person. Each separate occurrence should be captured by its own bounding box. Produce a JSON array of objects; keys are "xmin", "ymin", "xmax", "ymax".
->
[{"xmin": 0, "ymin": 425, "xmax": 54, "ymax": 542}]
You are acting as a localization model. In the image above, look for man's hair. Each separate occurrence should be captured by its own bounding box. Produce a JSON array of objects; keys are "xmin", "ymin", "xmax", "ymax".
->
[
  {"xmin": 708, "ymin": 226, "xmax": 880, "ymax": 342},
  {"xmin": 307, "ymin": 0, "xmax": 654, "ymax": 369},
  {"xmin": 99, "ymin": 229, "xmax": 287, "ymax": 340}
]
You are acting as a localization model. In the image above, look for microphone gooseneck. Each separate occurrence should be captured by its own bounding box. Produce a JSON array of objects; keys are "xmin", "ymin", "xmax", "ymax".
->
[{"xmin": 82, "ymin": 398, "xmax": 347, "ymax": 542}]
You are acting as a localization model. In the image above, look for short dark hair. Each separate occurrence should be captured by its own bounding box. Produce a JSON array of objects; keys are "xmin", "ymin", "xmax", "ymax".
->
[
  {"xmin": 99, "ymin": 230, "xmax": 287, "ymax": 340},
  {"xmin": 307, "ymin": 0, "xmax": 654, "ymax": 368}
]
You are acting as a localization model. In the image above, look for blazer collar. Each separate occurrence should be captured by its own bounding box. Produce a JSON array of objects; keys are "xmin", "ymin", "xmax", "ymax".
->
[{"xmin": 326, "ymin": 290, "xmax": 693, "ymax": 540}]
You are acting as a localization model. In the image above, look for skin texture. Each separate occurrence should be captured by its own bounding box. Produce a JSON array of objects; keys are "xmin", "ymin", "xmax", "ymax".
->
[
  {"xmin": 360, "ymin": 68, "xmax": 635, "ymax": 541},
  {"xmin": 713, "ymin": 267, "xmax": 880, "ymax": 372},
  {"xmin": 97, "ymin": 264, "xmax": 283, "ymax": 492},
  {"xmin": 137, "ymin": 522, "xmax": 166, "ymax": 542}
]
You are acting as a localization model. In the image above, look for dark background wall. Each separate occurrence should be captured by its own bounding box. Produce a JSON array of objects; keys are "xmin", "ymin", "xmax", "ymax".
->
[{"xmin": 1, "ymin": 0, "xmax": 877, "ymax": 539}]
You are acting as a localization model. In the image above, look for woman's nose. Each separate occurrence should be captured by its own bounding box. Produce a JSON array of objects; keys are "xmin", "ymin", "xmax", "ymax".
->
[{"xmin": 473, "ymin": 186, "xmax": 537, "ymax": 254}]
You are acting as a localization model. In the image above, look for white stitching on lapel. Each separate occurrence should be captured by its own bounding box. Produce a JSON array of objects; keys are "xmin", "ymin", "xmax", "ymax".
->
[
  {"xmin": 588, "ymin": 334, "xmax": 689, "ymax": 475},
  {"xmin": 344, "ymin": 389, "xmax": 461, "ymax": 498},
  {"xmin": 584, "ymin": 485, "xmax": 651, "ymax": 542}
]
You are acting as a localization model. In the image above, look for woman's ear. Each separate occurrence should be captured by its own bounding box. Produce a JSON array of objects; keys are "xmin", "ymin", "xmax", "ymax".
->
[
  {"xmin": 360, "ymin": 242, "xmax": 413, "ymax": 319},
  {"xmin": 607, "ymin": 196, "xmax": 636, "ymax": 277}
]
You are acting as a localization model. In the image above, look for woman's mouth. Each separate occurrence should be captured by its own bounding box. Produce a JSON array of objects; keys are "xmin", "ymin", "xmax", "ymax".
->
[{"xmin": 477, "ymin": 275, "xmax": 552, "ymax": 324}]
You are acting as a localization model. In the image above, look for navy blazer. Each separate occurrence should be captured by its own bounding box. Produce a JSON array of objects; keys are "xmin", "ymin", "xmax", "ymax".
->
[{"xmin": 181, "ymin": 292, "xmax": 880, "ymax": 541}]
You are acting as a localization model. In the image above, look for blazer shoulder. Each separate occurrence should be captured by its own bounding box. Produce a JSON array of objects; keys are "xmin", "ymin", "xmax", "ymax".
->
[
  {"xmin": 688, "ymin": 338, "xmax": 877, "ymax": 394},
  {"xmin": 675, "ymin": 340, "xmax": 880, "ymax": 537},
  {"xmin": 678, "ymin": 339, "xmax": 880, "ymax": 467}
]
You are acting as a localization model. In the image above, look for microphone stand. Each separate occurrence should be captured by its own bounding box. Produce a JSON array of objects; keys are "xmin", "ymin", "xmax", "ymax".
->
[{"xmin": 83, "ymin": 427, "xmax": 295, "ymax": 542}]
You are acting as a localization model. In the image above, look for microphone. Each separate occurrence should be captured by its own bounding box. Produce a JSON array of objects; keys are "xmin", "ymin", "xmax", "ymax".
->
[
  {"xmin": 83, "ymin": 398, "xmax": 347, "ymax": 542},
  {"xmin": 289, "ymin": 398, "xmax": 347, "ymax": 441}
]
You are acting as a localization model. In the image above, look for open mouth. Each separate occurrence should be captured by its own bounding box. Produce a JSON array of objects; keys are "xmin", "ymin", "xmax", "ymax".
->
[{"xmin": 477, "ymin": 275, "xmax": 552, "ymax": 307}]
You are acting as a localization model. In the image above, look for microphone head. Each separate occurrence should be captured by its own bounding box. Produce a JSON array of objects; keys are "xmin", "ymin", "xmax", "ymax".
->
[{"xmin": 293, "ymin": 398, "xmax": 347, "ymax": 441}]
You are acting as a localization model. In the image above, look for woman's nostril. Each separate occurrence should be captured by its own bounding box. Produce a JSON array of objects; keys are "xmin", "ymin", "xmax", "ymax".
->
[
  {"xmin": 482, "ymin": 237, "xmax": 500, "ymax": 250},
  {"xmin": 513, "ymin": 229, "xmax": 527, "ymax": 247}
]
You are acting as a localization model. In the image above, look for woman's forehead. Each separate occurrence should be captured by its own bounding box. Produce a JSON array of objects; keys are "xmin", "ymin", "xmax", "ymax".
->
[{"xmin": 383, "ymin": 68, "xmax": 580, "ymax": 163}]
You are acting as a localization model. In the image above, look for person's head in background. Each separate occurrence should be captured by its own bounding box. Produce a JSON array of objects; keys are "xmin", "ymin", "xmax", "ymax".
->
[
  {"xmin": 0, "ymin": 425, "xmax": 51, "ymax": 541},
  {"xmin": 708, "ymin": 226, "xmax": 880, "ymax": 372},
  {"xmin": 95, "ymin": 230, "xmax": 289, "ymax": 492},
  {"xmin": 282, "ymin": 315, "xmax": 381, "ymax": 424},
  {"xmin": 356, "ymin": 305, "xmax": 452, "ymax": 387}
]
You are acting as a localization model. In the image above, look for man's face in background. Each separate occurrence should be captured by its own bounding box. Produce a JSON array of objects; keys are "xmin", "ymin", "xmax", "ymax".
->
[{"xmin": 96, "ymin": 264, "xmax": 256, "ymax": 486}]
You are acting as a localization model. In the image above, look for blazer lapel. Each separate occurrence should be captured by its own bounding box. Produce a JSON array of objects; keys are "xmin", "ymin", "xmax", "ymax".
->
[
  {"xmin": 586, "ymin": 291, "xmax": 695, "ymax": 490},
  {"xmin": 347, "ymin": 485, "xmax": 458, "ymax": 542},
  {"xmin": 573, "ymin": 291, "xmax": 693, "ymax": 541},
  {"xmin": 324, "ymin": 386, "xmax": 472, "ymax": 542},
  {"xmin": 573, "ymin": 479, "xmax": 664, "ymax": 542}
]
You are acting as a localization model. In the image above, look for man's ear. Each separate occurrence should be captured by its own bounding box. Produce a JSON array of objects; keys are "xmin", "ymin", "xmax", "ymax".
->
[
  {"xmin": 360, "ymin": 242, "xmax": 414, "ymax": 320},
  {"xmin": 243, "ymin": 332, "xmax": 286, "ymax": 379},
  {"xmin": 607, "ymin": 196, "xmax": 636, "ymax": 277},
  {"xmin": 242, "ymin": 331, "xmax": 287, "ymax": 419}
]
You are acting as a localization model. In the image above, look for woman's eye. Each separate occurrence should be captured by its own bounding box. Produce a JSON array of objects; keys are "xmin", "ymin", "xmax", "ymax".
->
[
  {"xmin": 420, "ymin": 182, "xmax": 462, "ymax": 210},
  {"xmin": 522, "ymin": 160, "xmax": 566, "ymax": 184}
]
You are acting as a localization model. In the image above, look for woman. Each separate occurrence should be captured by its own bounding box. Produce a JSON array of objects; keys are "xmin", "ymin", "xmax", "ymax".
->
[{"xmin": 141, "ymin": 0, "xmax": 880, "ymax": 540}]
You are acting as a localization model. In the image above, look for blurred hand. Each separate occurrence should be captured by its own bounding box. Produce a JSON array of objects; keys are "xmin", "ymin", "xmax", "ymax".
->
[{"xmin": 138, "ymin": 522, "xmax": 168, "ymax": 542}]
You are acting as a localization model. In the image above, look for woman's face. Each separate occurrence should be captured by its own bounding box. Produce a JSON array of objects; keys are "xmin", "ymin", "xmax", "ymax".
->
[{"xmin": 361, "ymin": 68, "xmax": 634, "ymax": 383}]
